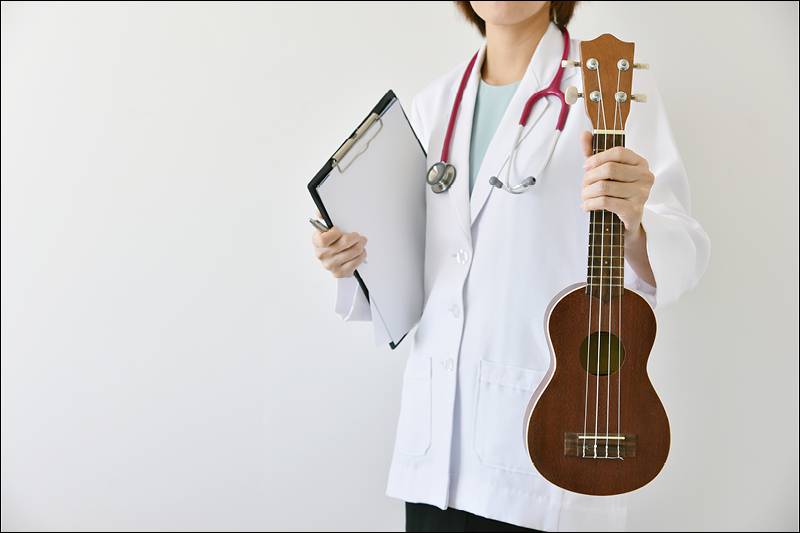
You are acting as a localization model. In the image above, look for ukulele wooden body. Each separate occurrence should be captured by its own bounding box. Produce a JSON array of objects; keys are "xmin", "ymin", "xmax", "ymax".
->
[{"xmin": 526, "ymin": 283, "xmax": 669, "ymax": 495}]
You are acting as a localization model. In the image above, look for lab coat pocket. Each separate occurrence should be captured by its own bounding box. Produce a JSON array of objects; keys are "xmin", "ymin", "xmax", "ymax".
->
[
  {"xmin": 474, "ymin": 360, "xmax": 544, "ymax": 474},
  {"xmin": 395, "ymin": 356, "xmax": 432, "ymax": 457}
]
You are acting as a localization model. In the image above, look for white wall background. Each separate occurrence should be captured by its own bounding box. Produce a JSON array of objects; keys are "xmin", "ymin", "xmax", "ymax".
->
[{"xmin": 1, "ymin": 1, "xmax": 798, "ymax": 531}]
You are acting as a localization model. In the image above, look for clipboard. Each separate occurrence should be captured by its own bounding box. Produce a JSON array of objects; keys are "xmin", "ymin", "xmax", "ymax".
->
[{"xmin": 307, "ymin": 90, "xmax": 426, "ymax": 349}]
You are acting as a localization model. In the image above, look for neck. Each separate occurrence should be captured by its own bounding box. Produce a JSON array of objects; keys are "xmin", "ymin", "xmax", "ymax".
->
[
  {"xmin": 586, "ymin": 133, "xmax": 626, "ymax": 301},
  {"xmin": 482, "ymin": 13, "xmax": 550, "ymax": 85}
]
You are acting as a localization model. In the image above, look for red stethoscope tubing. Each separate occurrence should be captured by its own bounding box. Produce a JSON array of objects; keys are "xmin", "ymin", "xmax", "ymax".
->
[{"xmin": 438, "ymin": 26, "xmax": 571, "ymax": 165}]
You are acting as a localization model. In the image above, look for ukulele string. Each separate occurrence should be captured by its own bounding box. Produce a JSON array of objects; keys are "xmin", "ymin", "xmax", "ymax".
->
[
  {"xmin": 584, "ymin": 213, "xmax": 594, "ymax": 457},
  {"xmin": 584, "ymin": 86, "xmax": 605, "ymax": 457},
  {"xmin": 594, "ymin": 66, "xmax": 609, "ymax": 458},
  {"xmin": 618, "ymin": 196, "xmax": 624, "ymax": 459},
  {"xmin": 608, "ymin": 66, "xmax": 623, "ymax": 458},
  {"xmin": 583, "ymin": 132, "xmax": 600, "ymax": 457}
]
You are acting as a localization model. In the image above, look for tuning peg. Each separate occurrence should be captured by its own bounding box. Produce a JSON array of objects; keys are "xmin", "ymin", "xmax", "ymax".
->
[
  {"xmin": 564, "ymin": 86, "xmax": 582, "ymax": 105},
  {"xmin": 631, "ymin": 93, "xmax": 648, "ymax": 103},
  {"xmin": 561, "ymin": 59, "xmax": 581, "ymax": 68},
  {"xmin": 633, "ymin": 62, "xmax": 650, "ymax": 70}
]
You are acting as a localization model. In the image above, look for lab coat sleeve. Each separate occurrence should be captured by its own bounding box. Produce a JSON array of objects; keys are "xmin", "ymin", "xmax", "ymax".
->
[
  {"xmin": 408, "ymin": 92, "xmax": 429, "ymax": 151},
  {"xmin": 334, "ymin": 276, "xmax": 371, "ymax": 321},
  {"xmin": 333, "ymin": 95, "xmax": 428, "ymax": 322},
  {"xmin": 625, "ymin": 73, "xmax": 710, "ymax": 309}
]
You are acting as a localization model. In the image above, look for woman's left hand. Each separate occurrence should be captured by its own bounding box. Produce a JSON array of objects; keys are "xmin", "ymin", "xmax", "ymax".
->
[{"xmin": 579, "ymin": 131, "xmax": 654, "ymax": 238}]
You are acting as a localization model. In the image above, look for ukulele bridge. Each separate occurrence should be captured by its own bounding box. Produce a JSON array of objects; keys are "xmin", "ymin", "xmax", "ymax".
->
[{"xmin": 564, "ymin": 432, "xmax": 637, "ymax": 459}]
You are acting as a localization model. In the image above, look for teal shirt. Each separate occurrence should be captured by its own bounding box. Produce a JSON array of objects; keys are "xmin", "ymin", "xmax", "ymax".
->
[{"xmin": 468, "ymin": 79, "xmax": 520, "ymax": 196}]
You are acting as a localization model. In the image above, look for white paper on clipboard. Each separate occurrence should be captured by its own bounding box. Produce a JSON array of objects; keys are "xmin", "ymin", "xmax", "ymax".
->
[{"xmin": 316, "ymin": 97, "xmax": 426, "ymax": 346}]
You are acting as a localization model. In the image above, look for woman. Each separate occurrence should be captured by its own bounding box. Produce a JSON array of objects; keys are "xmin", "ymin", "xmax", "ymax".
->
[{"xmin": 311, "ymin": 2, "xmax": 709, "ymax": 531}]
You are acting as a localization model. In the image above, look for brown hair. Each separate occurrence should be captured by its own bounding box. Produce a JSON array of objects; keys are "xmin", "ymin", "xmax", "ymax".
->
[{"xmin": 455, "ymin": 1, "xmax": 578, "ymax": 36}]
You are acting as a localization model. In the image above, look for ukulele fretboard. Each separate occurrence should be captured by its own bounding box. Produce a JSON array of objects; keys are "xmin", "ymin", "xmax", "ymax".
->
[{"xmin": 586, "ymin": 133, "xmax": 625, "ymax": 301}]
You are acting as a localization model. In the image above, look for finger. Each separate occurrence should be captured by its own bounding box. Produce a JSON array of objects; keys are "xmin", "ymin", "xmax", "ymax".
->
[
  {"xmin": 332, "ymin": 250, "xmax": 367, "ymax": 279},
  {"xmin": 581, "ymin": 196, "xmax": 635, "ymax": 227},
  {"xmin": 315, "ymin": 231, "xmax": 358, "ymax": 260},
  {"xmin": 313, "ymin": 226, "xmax": 343, "ymax": 248},
  {"xmin": 581, "ymin": 179, "xmax": 637, "ymax": 201},
  {"xmin": 580, "ymin": 131, "xmax": 593, "ymax": 158},
  {"xmin": 329, "ymin": 232, "xmax": 365, "ymax": 254},
  {"xmin": 331, "ymin": 238, "xmax": 366, "ymax": 266},
  {"xmin": 583, "ymin": 162, "xmax": 641, "ymax": 186},
  {"xmin": 316, "ymin": 233, "xmax": 367, "ymax": 260},
  {"xmin": 321, "ymin": 236, "xmax": 365, "ymax": 266},
  {"xmin": 583, "ymin": 146, "xmax": 645, "ymax": 170}
]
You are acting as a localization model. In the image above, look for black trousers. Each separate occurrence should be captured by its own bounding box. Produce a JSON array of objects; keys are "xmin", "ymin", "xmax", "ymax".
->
[{"xmin": 405, "ymin": 502, "xmax": 543, "ymax": 533}]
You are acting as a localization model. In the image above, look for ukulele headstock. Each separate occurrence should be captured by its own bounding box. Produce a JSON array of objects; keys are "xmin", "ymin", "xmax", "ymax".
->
[{"xmin": 564, "ymin": 34, "xmax": 647, "ymax": 132}]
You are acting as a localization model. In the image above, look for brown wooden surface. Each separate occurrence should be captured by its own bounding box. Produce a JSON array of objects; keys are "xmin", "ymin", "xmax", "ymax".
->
[{"xmin": 527, "ymin": 285, "xmax": 669, "ymax": 496}]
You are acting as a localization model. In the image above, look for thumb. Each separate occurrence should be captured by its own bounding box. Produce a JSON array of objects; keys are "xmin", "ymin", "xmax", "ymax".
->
[{"xmin": 580, "ymin": 130, "xmax": 593, "ymax": 159}]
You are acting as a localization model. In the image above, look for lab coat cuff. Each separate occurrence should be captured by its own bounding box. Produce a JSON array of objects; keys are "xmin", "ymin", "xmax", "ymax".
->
[
  {"xmin": 334, "ymin": 276, "xmax": 371, "ymax": 322},
  {"xmin": 638, "ymin": 206, "xmax": 695, "ymax": 309},
  {"xmin": 624, "ymin": 259, "xmax": 657, "ymax": 309}
]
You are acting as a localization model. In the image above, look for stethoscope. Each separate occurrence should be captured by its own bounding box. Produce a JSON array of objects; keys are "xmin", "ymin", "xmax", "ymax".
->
[{"xmin": 426, "ymin": 26, "xmax": 571, "ymax": 195}]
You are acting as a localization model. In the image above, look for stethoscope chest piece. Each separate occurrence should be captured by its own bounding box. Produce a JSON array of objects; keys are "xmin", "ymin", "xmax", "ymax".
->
[{"xmin": 427, "ymin": 161, "xmax": 456, "ymax": 193}]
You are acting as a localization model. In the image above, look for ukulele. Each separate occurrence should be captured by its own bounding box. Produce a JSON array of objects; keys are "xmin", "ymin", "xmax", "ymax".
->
[{"xmin": 525, "ymin": 34, "xmax": 669, "ymax": 496}]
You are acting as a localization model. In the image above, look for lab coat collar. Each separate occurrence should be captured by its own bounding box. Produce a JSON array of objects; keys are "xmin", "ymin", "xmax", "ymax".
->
[{"xmin": 448, "ymin": 23, "xmax": 576, "ymax": 234}]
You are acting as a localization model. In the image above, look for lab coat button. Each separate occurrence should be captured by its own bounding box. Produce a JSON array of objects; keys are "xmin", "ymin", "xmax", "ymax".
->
[
  {"xmin": 443, "ymin": 358, "xmax": 455, "ymax": 372},
  {"xmin": 449, "ymin": 304, "xmax": 461, "ymax": 318},
  {"xmin": 455, "ymin": 249, "xmax": 469, "ymax": 264}
]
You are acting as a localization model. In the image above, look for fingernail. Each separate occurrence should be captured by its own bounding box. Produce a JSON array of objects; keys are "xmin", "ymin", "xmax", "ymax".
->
[{"xmin": 583, "ymin": 161, "xmax": 591, "ymax": 170}]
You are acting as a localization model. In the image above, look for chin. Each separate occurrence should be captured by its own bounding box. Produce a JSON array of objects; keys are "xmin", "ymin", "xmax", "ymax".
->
[{"xmin": 469, "ymin": 1, "xmax": 548, "ymax": 26}]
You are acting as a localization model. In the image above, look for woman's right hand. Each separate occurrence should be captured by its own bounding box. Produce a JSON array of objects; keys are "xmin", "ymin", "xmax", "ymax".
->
[{"xmin": 311, "ymin": 226, "xmax": 367, "ymax": 278}]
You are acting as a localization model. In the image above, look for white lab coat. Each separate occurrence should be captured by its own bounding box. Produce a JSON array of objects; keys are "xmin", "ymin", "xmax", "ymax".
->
[{"xmin": 334, "ymin": 23, "xmax": 709, "ymax": 531}]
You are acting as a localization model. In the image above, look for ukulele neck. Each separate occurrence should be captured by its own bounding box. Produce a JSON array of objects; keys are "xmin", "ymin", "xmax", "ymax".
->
[{"xmin": 586, "ymin": 132, "xmax": 625, "ymax": 301}]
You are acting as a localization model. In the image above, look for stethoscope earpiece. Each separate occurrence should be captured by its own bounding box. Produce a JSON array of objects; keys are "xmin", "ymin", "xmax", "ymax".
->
[{"xmin": 490, "ymin": 175, "xmax": 537, "ymax": 194}]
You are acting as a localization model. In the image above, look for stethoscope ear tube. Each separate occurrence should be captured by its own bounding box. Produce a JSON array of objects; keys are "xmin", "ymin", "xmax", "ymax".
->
[
  {"xmin": 490, "ymin": 129, "xmax": 561, "ymax": 194},
  {"xmin": 427, "ymin": 26, "xmax": 571, "ymax": 195}
]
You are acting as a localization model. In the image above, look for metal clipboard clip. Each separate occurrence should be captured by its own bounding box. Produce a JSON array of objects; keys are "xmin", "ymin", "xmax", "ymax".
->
[{"xmin": 331, "ymin": 112, "xmax": 384, "ymax": 173}]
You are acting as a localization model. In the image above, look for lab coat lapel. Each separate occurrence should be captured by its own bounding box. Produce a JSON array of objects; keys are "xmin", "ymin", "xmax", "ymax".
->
[
  {"xmin": 469, "ymin": 23, "xmax": 572, "ymax": 226},
  {"xmin": 448, "ymin": 44, "xmax": 485, "ymax": 241}
]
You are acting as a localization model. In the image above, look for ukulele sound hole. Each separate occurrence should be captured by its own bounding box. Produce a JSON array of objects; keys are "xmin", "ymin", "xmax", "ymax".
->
[{"xmin": 579, "ymin": 332, "xmax": 625, "ymax": 376}]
